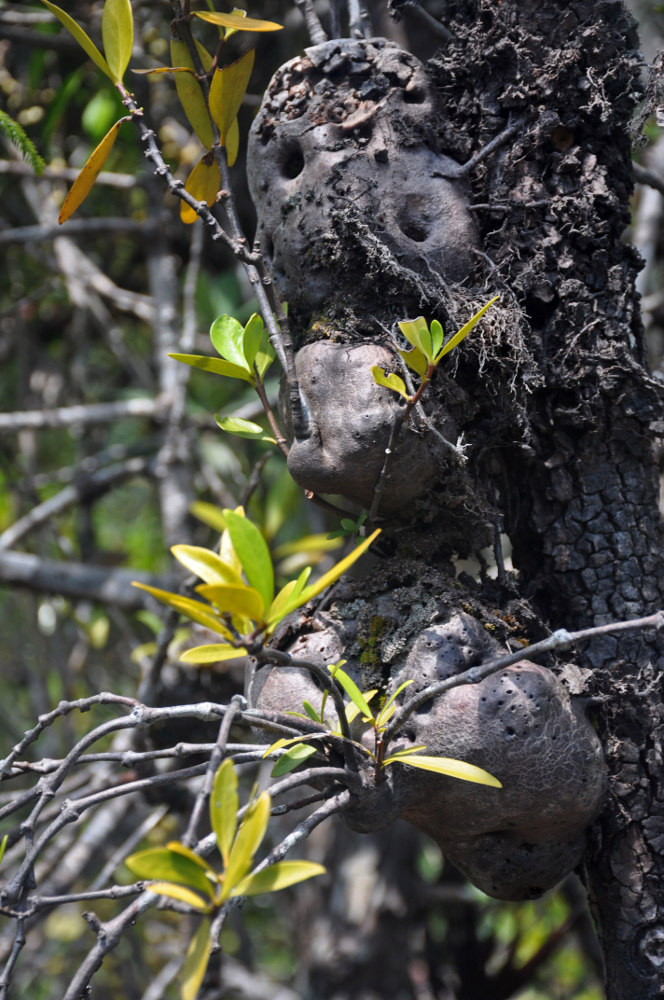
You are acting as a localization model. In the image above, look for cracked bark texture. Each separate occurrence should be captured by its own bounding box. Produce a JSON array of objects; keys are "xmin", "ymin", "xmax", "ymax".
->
[{"xmin": 247, "ymin": 1, "xmax": 664, "ymax": 996}]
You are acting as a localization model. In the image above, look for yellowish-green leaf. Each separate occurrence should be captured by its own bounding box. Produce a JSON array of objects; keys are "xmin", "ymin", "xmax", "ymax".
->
[
  {"xmin": 196, "ymin": 582, "xmax": 264, "ymax": 623},
  {"xmin": 226, "ymin": 115, "xmax": 240, "ymax": 167},
  {"xmin": 242, "ymin": 313, "xmax": 263, "ymax": 368},
  {"xmin": 190, "ymin": 501, "xmax": 227, "ymax": 533},
  {"xmin": 192, "ymin": 11, "xmax": 283, "ymax": 32},
  {"xmin": 430, "ymin": 319, "xmax": 444, "ymax": 358},
  {"xmin": 168, "ymin": 352, "xmax": 255, "ymax": 383},
  {"xmin": 387, "ymin": 754, "xmax": 502, "ymax": 787},
  {"xmin": 221, "ymin": 791, "xmax": 271, "ymax": 899},
  {"xmin": 180, "ymin": 155, "xmax": 220, "ymax": 224},
  {"xmin": 59, "ymin": 119, "xmax": 123, "ymax": 223},
  {"xmin": 171, "ymin": 544, "xmax": 243, "ymax": 587},
  {"xmin": 345, "ymin": 688, "xmax": 377, "ymax": 724},
  {"xmin": 210, "ymin": 759, "xmax": 238, "ymax": 867},
  {"xmin": 40, "ymin": 0, "xmax": 113, "ymax": 80},
  {"xmin": 281, "ymin": 529, "xmax": 380, "ymax": 617},
  {"xmin": 170, "ymin": 36, "xmax": 214, "ymax": 148},
  {"xmin": 209, "ymin": 314, "xmax": 250, "ymax": 370},
  {"xmin": 124, "ymin": 846, "xmax": 216, "ymax": 899},
  {"xmin": 370, "ymin": 366, "xmax": 409, "ymax": 401},
  {"xmin": 182, "ymin": 921, "xmax": 213, "ymax": 1000},
  {"xmin": 101, "ymin": 0, "xmax": 133, "ymax": 83},
  {"xmin": 434, "ymin": 296, "xmax": 499, "ymax": 363},
  {"xmin": 0, "ymin": 835, "xmax": 7, "ymax": 868},
  {"xmin": 329, "ymin": 662, "xmax": 374, "ymax": 721},
  {"xmin": 267, "ymin": 566, "xmax": 312, "ymax": 625},
  {"xmin": 398, "ymin": 316, "xmax": 433, "ymax": 360},
  {"xmin": 233, "ymin": 860, "xmax": 326, "ymax": 897},
  {"xmin": 273, "ymin": 535, "xmax": 342, "ymax": 560},
  {"xmin": 270, "ymin": 742, "xmax": 317, "ymax": 777},
  {"xmin": 146, "ymin": 881, "xmax": 212, "ymax": 911},
  {"xmin": 180, "ymin": 643, "xmax": 247, "ymax": 664},
  {"xmin": 209, "ymin": 49, "xmax": 255, "ymax": 144},
  {"xmin": 375, "ymin": 679, "xmax": 414, "ymax": 728},
  {"xmin": 131, "ymin": 582, "xmax": 233, "ymax": 638},
  {"xmin": 397, "ymin": 345, "xmax": 428, "ymax": 379},
  {"xmin": 223, "ymin": 509, "xmax": 274, "ymax": 611},
  {"xmin": 254, "ymin": 341, "xmax": 276, "ymax": 382},
  {"xmin": 216, "ymin": 415, "xmax": 276, "ymax": 444}
]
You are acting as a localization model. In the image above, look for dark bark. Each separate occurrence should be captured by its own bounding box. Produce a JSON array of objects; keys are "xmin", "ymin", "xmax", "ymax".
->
[{"xmin": 248, "ymin": 0, "xmax": 664, "ymax": 996}]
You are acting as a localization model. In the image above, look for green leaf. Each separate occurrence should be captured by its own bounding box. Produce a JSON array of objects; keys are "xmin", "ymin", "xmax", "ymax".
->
[
  {"xmin": 196, "ymin": 583, "xmax": 265, "ymax": 623},
  {"xmin": 397, "ymin": 345, "xmax": 428, "ymax": 379},
  {"xmin": 209, "ymin": 314, "xmax": 250, "ymax": 371},
  {"xmin": 301, "ymin": 700, "xmax": 322, "ymax": 723},
  {"xmin": 271, "ymin": 743, "xmax": 318, "ymax": 777},
  {"xmin": 370, "ymin": 366, "xmax": 409, "ymax": 401},
  {"xmin": 146, "ymin": 881, "xmax": 212, "ymax": 911},
  {"xmin": 221, "ymin": 791, "xmax": 271, "ymax": 900},
  {"xmin": 40, "ymin": 0, "xmax": 114, "ymax": 81},
  {"xmin": 434, "ymin": 296, "xmax": 499, "ymax": 363},
  {"xmin": 0, "ymin": 834, "xmax": 7, "ymax": 868},
  {"xmin": 345, "ymin": 688, "xmax": 377, "ymax": 724},
  {"xmin": 168, "ymin": 353, "xmax": 255, "ymax": 383},
  {"xmin": 101, "ymin": 0, "xmax": 133, "ymax": 83},
  {"xmin": 181, "ymin": 921, "xmax": 213, "ymax": 1000},
  {"xmin": 192, "ymin": 11, "xmax": 283, "ymax": 32},
  {"xmin": 216, "ymin": 415, "xmax": 276, "ymax": 444},
  {"xmin": 254, "ymin": 340, "xmax": 276, "ymax": 382},
  {"xmin": 232, "ymin": 860, "xmax": 326, "ymax": 897},
  {"xmin": 171, "ymin": 544, "xmax": 243, "ymax": 587},
  {"xmin": 131, "ymin": 582, "xmax": 233, "ymax": 638},
  {"xmin": 386, "ymin": 754, "xmax": 502, "ymax": 787},
  {"xmin": 430, "ymin": 319, "xmax": 444, "ymax": 358},
  {"xmin": 210, "ymin": 759, "xmax": 238, "ymax": 867},
  {"xmin": 222, "ymin": 509, "xmax": 274, "ymax": 611},
  {"xmin": 180, "ymin": 643, "xmax": 247, "ymax": 664},
  {"xmin": 328, "ymin": 662, "xmax": 375, "ymax": 721},
  {"xmin": 0, "ymin": 111, "xmax": 45, "ymax": 175},
  {"xmin": 124, "ymin": 846, "xmax": 216, "ymax": 900},
  {"xmin": 243, "ymin": 314, "xmax": 263, "ymax": 368},
  {"xmin": 398, "ymin": 316, "xmax": 433, "ymax": 361}
]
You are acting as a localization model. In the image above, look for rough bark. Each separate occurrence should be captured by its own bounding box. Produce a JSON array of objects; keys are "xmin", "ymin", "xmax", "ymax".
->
[{"xmin": 247, "ymin": 0, "xmax": 664, "ymax": 996}]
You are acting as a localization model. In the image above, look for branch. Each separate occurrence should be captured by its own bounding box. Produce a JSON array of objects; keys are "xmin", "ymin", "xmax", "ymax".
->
[
  {"xmin": 0, "ymin": 550, "xmax": 177, "ymax": 610},
  {"xmin": 0, "ymin": 397, "xmax": 163, "ymax": 432},
  {"xmin": 384, "ymin": 610, "xmax": 664, "ymax": 740}
]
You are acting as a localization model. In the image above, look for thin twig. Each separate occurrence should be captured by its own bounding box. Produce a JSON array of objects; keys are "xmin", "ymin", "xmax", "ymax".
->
[{"xmin": 384, "ymin": 610, "xmax": 664, "ymax": 741}]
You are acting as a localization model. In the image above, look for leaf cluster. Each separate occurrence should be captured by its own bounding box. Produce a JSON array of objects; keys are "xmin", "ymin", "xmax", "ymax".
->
[
  {"xmin": 268, "ymin": 661, "xmax": 503, "ymax": 788},
  {"xmin": 133, "ymin": 508, "xmax": 380, "ymax": 662},
  {"xmin": 125, "ymin": 759, "xmax": 324, "ymax": 1000},
  {"xmin": 372, "ymin": 297, "xmax": 499, "ymax": 403}
]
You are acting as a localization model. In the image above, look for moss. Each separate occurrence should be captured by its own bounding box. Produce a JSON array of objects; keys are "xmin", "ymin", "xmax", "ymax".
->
[{"xmin": 357, "ymin": 614, "xmax": 390, "ymax": 674}]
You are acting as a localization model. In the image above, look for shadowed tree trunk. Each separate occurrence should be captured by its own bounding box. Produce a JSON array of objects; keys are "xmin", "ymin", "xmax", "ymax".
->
[{"xmin": 246, "ymin": 1, "xmax": 664, "ymax": 997}]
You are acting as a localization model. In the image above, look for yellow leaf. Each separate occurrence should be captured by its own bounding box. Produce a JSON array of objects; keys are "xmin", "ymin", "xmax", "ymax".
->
[
  {"xmin": 232, "ymin": 860, "xmax": 326, "ymax": 897},
  {"xmin": 59, "ymin": 119, "xmax": 124, "ymax": 223},
  {"xmin": 170, "ymin": 36, "xmax": 214, "ymax": 148},
  {"xmin": 39, "ymin": 0, "xmax": 113, "ymax": 81},
  {"xmin": 146, "ymin": 882, "xmax": 212, "ymax": 911},
  {"xmin": 370, "ymin": 366, "xmax": 409, "ymax": 401},
  {"xmin": 210, "ymin": 759, "xmax": 238, "ymax": 868},
  {"xmin": 180, "ymin": 643, "xmax": 247, "ymax": 664},
  {"xmin": 226, "ymin": 116, "xmax": 240, "ymax": 167},
  {"xmin": 130, "ymin": 582, "xmax": 233, "ymax": 637},
  {"xmin": 171, "ymin": 544, "xmax": 243, "ymax": 587},
  {"xmin": 180, "ymin": 155, "xmax": 221, "ymax": 223},
  {"xmin": 388, "ymin": 754, "xmax": 502, "ymax": 787},
  {"xmin": 101, "ymin": 0, "xmax": 133, "ymax": 83},
  {"xmin": 209, "ymin": 50, "xmax": 255, "ymax": 145},
  {"xmin": 192, "ymin": 11, "xmax": 283, "ymax": 32},
  {"xmin": 196, "ymin": 583, "xmax": 264, "ymax": 623},
  {"xmin": 182, "ymin": 921, "xmax": 213, "ymax": 1000}
]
